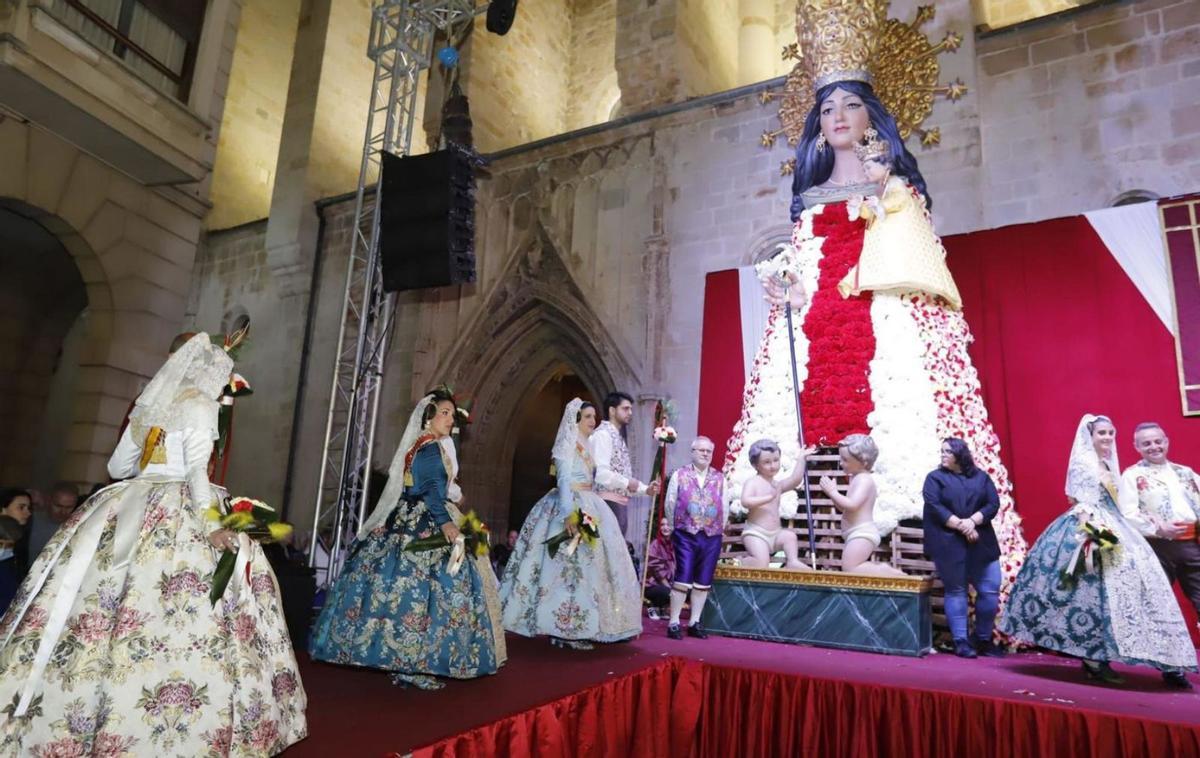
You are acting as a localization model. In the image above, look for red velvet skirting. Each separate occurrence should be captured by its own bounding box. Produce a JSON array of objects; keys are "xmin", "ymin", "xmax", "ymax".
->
[{"xmin": 411, "ymin": 658, "xmax": 1200, "ymax": 757}]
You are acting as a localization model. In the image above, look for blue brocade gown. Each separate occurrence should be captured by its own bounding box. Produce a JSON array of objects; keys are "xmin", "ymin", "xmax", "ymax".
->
[
  {"xmin": 499, "ymin": 442, "xmax": 642, "ymax": 642},
  {"xmin": 999, "ymin": 487, "xmax": 1196, "ymax": 672},
  {"xmin": 308, "ymin": 441, "xmax": 505, "ymax": 689}
]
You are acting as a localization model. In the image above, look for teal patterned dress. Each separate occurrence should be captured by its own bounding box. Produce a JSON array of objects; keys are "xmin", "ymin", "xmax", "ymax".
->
[
  {"xmin": 999, "ymin": 487, "xmax": 1196, "ymax": 672},
  {"xmin": 309, "ymin": 440, "xmax": 504, "ymax": 689}
]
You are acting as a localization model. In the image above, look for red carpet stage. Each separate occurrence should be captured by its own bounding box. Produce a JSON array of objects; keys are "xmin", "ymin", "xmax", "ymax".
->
[{"xmin": 283, "ymin": 622, "xmax": 1200, "ymax": 757}]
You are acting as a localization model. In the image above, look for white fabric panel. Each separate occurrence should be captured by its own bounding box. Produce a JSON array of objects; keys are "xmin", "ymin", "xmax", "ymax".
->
[
  {"xmin": 738, "ymin": 266, "xmax": 770, "ymax": 379},
  {"xmin": 1084, "ymin": 203, "xmax": 1174, "ymax": 335}
]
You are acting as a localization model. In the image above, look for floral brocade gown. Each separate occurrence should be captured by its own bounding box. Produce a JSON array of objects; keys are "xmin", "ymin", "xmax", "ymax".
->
[
  {"xmin": 308, "ymin": 440, "xmax": 505, "ymax": 689},
  {"xmin": 499, "ymin": 442, "xmax": 642, "ymax": 642},
  {"xmin": 0, "ymin": 427, "xmax": 307, "ymax": 757},
  {"xmin": 999, "ymin": 487, "xmax": 1197, "ymax": 671}
]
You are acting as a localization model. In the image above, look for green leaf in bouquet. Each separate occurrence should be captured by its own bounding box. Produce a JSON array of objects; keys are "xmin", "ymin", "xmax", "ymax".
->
[{"xmin": 209, "ymin": 550, "xmax": 237, "ymax": 606}]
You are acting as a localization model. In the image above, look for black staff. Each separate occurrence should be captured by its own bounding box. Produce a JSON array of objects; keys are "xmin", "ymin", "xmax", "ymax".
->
[{"xmin": 782, "ymin": 277, "xmax": 818, "ymax": 567}]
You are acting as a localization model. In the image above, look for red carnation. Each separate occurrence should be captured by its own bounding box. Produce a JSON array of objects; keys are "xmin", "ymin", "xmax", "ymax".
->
[{"xmin": 232, "ymin": 499, "xmax": 254, "ymax": 513}]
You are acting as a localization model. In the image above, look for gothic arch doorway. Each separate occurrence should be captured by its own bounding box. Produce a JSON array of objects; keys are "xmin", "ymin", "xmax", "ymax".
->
[{"xmin": 505, "ymin": 367, "xmax": 594, "ymax": 536}]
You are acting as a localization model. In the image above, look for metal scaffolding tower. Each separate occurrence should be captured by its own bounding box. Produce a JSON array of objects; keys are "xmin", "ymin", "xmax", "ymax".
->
[{"xmin": 309, "ymin": 0, "xmax": 484, "ymax": 586}]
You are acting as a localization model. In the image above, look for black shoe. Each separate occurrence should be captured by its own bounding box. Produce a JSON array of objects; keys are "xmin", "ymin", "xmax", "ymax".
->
[
  {"xmin": 952, "ymin": 639, "xmax": 977, "ymax": 658},
  {"xmin": 1081, "ymin": 660, "xmax": 1125, "ymax": 685},
  {"xmin": 975, "ymin": 639, "xmax": 1007, "ymax": 658},
  {"xmin": 667, "ymin": 624, "xmax": 683, "ymax": 640},
  {"xmin": 1163, "ymin": 671, "xmax": 1194, "ymax": 690},
  {"xmin": 687, "ymin": 622, "xmax": 709, "ymax": 639}
]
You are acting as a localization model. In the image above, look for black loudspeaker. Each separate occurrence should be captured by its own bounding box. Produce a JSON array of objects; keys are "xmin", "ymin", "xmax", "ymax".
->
[
  {"xmin": 486, "ymin": 0, "xmax": 518, "ymax": 35},
  {"xmin": 379, "ymin": 149, "xmax": 476, "ymax": 292}
]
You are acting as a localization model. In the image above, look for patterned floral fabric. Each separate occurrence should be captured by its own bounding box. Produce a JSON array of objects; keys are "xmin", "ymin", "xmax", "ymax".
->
[
  {"xmin": 308, "ymin": 443, "xmax": 503, "ymax": 690},
  {"xmin": 999, "ymin": 489, "xmax": 1197, "ymax": 672},
  {"xmin": 0, "ymin": 479, "xmax": 307, "ymax": 756},
  {"xmin": 499, "ymin": 442, "xmax": 642, "ymax": 642}
]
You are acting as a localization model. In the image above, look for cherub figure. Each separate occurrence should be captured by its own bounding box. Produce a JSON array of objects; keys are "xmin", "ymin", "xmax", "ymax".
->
[
  {"xmin": 739, "ymin": 439, "xmax": 812, "ymax": 570},
  {"xmin": 819, "ymin": 434, "xmax": 907, "ymax": 577}
]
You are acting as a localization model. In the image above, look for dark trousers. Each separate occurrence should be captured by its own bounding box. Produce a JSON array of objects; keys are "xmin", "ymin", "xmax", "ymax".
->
[{"xmin": 1147, "ymin": 537, "xmax": 1200, "ymax": 616}]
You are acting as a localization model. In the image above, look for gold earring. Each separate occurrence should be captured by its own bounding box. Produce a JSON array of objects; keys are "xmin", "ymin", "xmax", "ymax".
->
[
  {"xmin": 864, "ymin": 124, "xmax": 879, "ymax": 141},
  {"xmin": 815, "ymin": 133, "xmax": 827, "ymax": 153}
]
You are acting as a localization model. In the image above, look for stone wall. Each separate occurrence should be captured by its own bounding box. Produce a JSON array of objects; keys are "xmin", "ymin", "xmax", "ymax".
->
[
  {"xmin": 207, "ymin": 0, "xmax": 301, "ymax": 230},
  {"xmin": 567, "ymin": 0, "xmax": 620, "ymax": 128},
  {"xmin": 976, "ymin": 0, "xmax": 1200, "ymax": 227}
]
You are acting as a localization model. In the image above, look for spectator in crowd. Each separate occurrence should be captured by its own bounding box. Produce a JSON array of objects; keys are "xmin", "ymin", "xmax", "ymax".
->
[{"xmin": 27, "ymin": 482, "xmax": 79, "ymax": 557}]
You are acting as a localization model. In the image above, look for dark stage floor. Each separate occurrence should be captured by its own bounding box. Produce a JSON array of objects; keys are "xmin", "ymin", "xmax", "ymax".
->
[{"xmin": 282, "ymin": 619, "xmax": 1200, "ymax": 756}]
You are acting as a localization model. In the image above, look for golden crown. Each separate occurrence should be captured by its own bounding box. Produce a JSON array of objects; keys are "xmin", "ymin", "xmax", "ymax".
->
[
  {"xmin": 853, "ymin": 131, "xmax": 891, "ymax": 163},
  {"xmin": 798, "ymin": 0, "xmax": 889, "ymax": 90},
  {"xmin": 762, "ymin": 3, "xmax": 968, "ymax": 175}
]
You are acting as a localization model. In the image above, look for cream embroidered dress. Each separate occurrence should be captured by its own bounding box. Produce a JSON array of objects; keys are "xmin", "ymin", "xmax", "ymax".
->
[
  {"xmin": 0, "ymin": 335, "xmax": 307, "ymax": 757},
  {"xmin": 500, "ymin": 399, "xmax": 642, "ymax": 642},
  {"xmin": 1000, "ymin": 415, "xmax": 1196, "ymax": 672}
]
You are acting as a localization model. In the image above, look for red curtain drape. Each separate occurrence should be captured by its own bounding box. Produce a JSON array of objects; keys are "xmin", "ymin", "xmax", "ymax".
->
[
  {"xmin": 697, "ymin": 269, "xmax": 744, "ymax": 468},
  {"xmin": 410, "ymin": 659, "xmax": 1200, "ymax": 757},
  {"xmin": 945, "ymin": 215, "xmax": 1200, "ymax": 639}
]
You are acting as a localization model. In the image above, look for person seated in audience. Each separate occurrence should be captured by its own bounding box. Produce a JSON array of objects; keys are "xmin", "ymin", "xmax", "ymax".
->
[
  {"xmin": 0, "ymin": 488, "xmax": 33, "ymax": 612},
  {"xmin": 819, "ymin": 434, "xmax": 906, "ymax": 577},
  {"xmin": 27, "ymin": 481, "xmax": 79, "ymax": 557},
  {"xmin": 644, "ymin": 519, "xmax": 675, "ymax": 619},
  {"xmin": 739, "ymin": 439, "xmax": 812, "ymax": 570}
]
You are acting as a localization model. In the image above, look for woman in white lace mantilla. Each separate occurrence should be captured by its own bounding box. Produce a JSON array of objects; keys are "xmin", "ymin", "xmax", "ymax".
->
[
  {"xmin": 999, "ymin": 414, "xmax": 1196, "ymax": 687},
  {"xmin": 499, "ymin": 398, "xmax": 642, "ymax": 648},
  {"xmin": 0, "ymin": 333, "xmax": 307, "ymax": 756}
]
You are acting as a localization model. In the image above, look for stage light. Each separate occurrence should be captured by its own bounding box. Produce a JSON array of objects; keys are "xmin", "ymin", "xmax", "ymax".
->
[{"xmin": 486, "ymin": 0, "xmax": 518, "ymax": 35}]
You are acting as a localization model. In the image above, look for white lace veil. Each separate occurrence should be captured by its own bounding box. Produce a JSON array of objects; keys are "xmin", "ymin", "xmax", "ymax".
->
[
  {"xmin": 128, "ymin": 332, "xmax": 232, "ymax": 440},
  {"xmin": 552, "ymin": 398, "xmax": 585, "ymax": 463},
  {"xmin": 1065, "ymin": 413, "xmax": 1120, "ymax": 506},
  {"xmin": 359, "ymin": 393, "xmax": 456, "ymax": 539}
]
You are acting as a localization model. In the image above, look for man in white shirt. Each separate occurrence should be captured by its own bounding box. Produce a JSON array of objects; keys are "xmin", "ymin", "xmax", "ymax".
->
[
  {"xmin": 1118, "ymin": 422, "xmax": 1200, "ymax": 627},
  {"xmin": 589, "ymin": 391, "xmax": 660, "ymax": 537}
]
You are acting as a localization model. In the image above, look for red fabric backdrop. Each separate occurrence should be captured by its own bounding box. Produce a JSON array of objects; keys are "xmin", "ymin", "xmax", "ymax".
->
[{"xmin": 697, "ymin": 213, "xmax": 1200, "ymax": 636}]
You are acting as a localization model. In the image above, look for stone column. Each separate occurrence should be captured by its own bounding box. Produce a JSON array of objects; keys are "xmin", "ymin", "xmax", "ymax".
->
[{"xmin": 738, "ymin": 0, "xmax": 775, "ymax": 85}]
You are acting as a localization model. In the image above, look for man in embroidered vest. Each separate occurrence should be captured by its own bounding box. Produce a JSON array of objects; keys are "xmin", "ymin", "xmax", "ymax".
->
[
  {"xmin": 1118, "ymin": 422, "xmax": 1200, "ymax": 686},
  {"xmin": 663, "ymin": 435, "xmax": 725, "ymax": 640},
  {"xmin": 590, "ymin": 391, "xmax": 659, "ymax": 536}
]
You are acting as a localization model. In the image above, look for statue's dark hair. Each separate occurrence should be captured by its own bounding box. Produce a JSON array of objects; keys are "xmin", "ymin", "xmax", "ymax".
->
[{"xmin": 790, "ymin": 80, "xmax": 930, "ymax": 221}]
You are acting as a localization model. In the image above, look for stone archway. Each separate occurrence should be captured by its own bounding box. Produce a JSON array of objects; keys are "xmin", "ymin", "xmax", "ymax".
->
[
  {"xmin": 0, "ymin": 124, "xmax": 201, "ymax": 485},
  {"xmin": 436, "ymin": 222, "xmax": 639, "ymax": 528}
]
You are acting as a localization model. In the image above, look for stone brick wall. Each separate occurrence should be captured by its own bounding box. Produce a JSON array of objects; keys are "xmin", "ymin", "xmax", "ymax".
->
[
  {"xmin": 567, "ymin": 0, "xmax": 619, "ymax": 128},
  {"xmin": 207, "ymin": 0, "xmax": 301, "ymax": 230},
  {"xmin": 976, "ymin": 0, "xmax": 1200, "ymax": 226},
  {"xmin": 469, "ymin": 0, "xmax": 574, "ymax": 152},
  {"xmin": 677, "ymin": 0, "xmax": 740, "ymax": 96},
  {"xmin": 974, "ymin": 0, "xmax": 1103, "ymax": 31}
]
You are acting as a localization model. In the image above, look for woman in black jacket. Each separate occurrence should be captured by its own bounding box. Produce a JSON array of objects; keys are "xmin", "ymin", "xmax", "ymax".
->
[{"xmin": 923, "ymin": 439, "xmax": 1003, "ymax": 659}]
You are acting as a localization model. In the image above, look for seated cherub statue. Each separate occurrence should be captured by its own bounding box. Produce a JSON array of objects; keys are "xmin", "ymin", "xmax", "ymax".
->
[
  {"xmin": 819, "ymin": 434, "xmax": 906, "ymax": 577},
  {"xmin": 739, "ymin": 439, "xmax": 812, "ymax": 570}
]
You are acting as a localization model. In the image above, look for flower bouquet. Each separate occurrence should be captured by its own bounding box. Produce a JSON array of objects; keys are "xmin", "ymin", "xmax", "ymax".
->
[
  {"xmin": 205, "ymin": 497, "xmax": 293, "ymax": 605},
  {"xmin": 404, "ymin": 510, "xmax": 490, "ymax": 575},
  {"xmin": 653, "ymin": 425, "xmax": 677, "ymax": 444},
  {"xmin": 544, "ymin": 508, "xmax": 600, "ymax": 559},
  {"xmin": 1060, "ymin": 521, "xmax": 1119, "ymax": 586}
]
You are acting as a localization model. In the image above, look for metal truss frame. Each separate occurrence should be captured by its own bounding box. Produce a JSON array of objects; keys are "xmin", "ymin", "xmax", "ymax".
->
[{"xmin": 309, "ymin": 0, "xmax": 485, "ymax": 585}]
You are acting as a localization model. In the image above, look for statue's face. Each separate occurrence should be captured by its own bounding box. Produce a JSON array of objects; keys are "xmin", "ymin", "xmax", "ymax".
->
[{"xmin": 819, "ymin": 87, "xmax": 869, "ymax": 150}]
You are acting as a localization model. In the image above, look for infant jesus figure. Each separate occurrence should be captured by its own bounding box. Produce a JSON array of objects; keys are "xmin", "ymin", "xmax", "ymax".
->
[
  {"xmin": 819, "ymin": 434, "xmax": 906, "ymax": 577},
  {"xmin": 739, "ymin": 439, "xmax": 811, "ymax": 570}
]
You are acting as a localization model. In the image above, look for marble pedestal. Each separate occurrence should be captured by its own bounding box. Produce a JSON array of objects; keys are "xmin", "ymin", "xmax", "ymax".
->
[{"xmin": 702, "ymin": 566, "xmax": 933, "ymax": 657}]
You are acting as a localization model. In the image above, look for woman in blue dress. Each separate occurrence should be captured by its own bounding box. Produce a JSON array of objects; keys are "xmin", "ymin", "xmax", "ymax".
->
[
  {"xmin": 309, "ymin": 387, "xmax": 506, "ymax": 689},
  {"xmin": 499, "ymin": 398, "xmax": 642, "ymax": 649},
  {"xmin": 999, "ymin": 414, "xmax": 1196, "ymax": 687}
]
